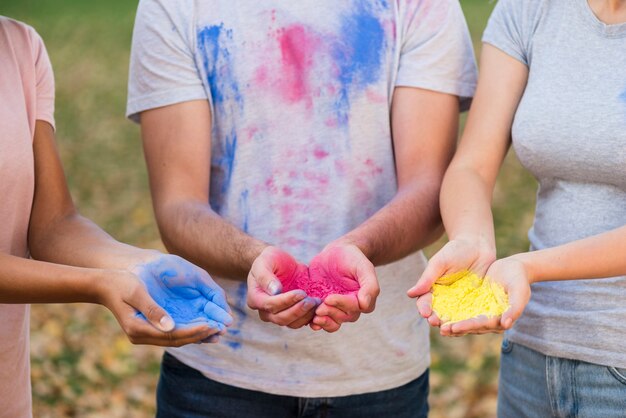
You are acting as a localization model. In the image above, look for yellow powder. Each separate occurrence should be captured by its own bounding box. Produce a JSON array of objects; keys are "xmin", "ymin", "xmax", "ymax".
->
[{"xmin": 431, "ymin": 270, "xmax": 509, "ymax": 324}]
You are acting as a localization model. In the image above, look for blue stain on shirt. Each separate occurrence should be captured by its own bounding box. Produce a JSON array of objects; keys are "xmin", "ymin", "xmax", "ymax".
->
[
  {"xmin": 239, "ymin": 189, "xmax": 250, "ymax": 233},
  {"xmin": 218, "ymin": 130, "xmax": 237, "ymax": 193},
  {"xmin": 197, "ymin": 24, "xmax": 242, "ymax": 106},
  {"xmin": 620, "ymin": 88, "xmax": 626, "ymax": 116},
  {"xmin": 332, "ymin": 4, "xmax": 385, "ymax": 125},
  {"xmin": 226, "ymin": 341, "xmax": 242, "ymax": 350},
  {"xmin": 197, "ymin": 24, "xmax": 242, "ymax": 197}
]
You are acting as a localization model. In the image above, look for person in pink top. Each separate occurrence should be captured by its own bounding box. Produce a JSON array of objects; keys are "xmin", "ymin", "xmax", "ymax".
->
[{"xmin": 0, "ymin": 16, "xmax": 233, "ymax": 418}]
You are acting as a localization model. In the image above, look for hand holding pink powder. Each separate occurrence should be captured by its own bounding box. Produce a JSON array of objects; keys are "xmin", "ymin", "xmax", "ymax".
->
[
  {"xmin": 247, "ymin": 246, "xmax": 320, "ymax": 329},
  {"xmin": 247, "ymin": 244, "xmax": 380, "ymax": 332},
  {"xmin": 276, "ymin": 242, "xmax": 379, "ymax": 333}
]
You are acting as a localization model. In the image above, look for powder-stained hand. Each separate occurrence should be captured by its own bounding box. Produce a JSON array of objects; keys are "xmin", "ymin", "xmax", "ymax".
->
[
  {"xmin": 247, "ymin": 246, "xmax": 321, "ymax": 329},
  {"xmin": 309, "ymin": 242, "xmax": 380, "ymax": 333}
]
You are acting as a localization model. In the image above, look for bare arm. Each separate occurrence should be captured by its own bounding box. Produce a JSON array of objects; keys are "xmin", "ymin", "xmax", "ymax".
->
[
  {"xmin": 310, "ymin": 86, "xmax": 461, "ymax": 332},
  {"xmin": 336, "ymin": 86, "xmax": 460, "ymax": 265},
  {"xmin": 408, "ymin": 44, "xmax": 530, "ymax": 333},
  {"xmin": 140, "ymin": 100, "xmax": 266, "ymax": 281},
  {"xmin": 1, "ymin": 121, "xmax": 230, "ymax": 346},
  {"xmin": 511, "ymin": 225, "xmax": 626, "ymax": 284},
  {"xmin": 408, "ymin": 44, "xmax": 529, "ymax": 297}
]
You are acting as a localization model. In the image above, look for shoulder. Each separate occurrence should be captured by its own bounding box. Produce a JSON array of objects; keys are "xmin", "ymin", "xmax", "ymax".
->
[
  {"xmin": 491, "ymin": 0, "xmax": 550, "ymax": 23},
  {"xmin": 0, "ymin": 16, "xmax": 46, "ymax": 60}
]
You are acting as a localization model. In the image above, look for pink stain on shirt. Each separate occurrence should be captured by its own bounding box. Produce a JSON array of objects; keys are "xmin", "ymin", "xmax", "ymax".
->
[
  {"xmin": 277, "ymin": 25, "xmax": 321, "ymax": 106},
  {"xmin": 313, "ymin": 146, "xmax": 329, "ymax": 160}
]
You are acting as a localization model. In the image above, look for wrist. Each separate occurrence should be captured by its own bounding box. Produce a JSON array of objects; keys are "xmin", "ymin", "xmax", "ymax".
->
[
  {"xmin": 84, "ymin": 268, "xmax": 114, "ymax": 305},
  {"xmin": 508, "ymin": 253, "xmax": 538, "ymax": 284},
  {"xmin": 452, "ymin": 233, "xmax": 497, "ymax": 260},
  {"xmin": 327, "ymin": 235, "xmax": 371, "ymax": 259}
]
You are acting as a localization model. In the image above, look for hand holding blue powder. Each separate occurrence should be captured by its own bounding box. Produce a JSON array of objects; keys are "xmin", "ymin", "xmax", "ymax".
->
[{"xmin": 134, "ymin": 254, "xmax": 233, "ymax": 330}]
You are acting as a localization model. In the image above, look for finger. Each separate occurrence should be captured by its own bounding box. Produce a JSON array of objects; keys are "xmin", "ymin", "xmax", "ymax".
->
[
  {"xmin": 248, "ymin": 289, "xmax": 306, "ymax": 312},
  {"xmin": 203, "ymin": 301, "xmax": 234, "ymax": 326},
  {"xmin": 500, "ymin": 288, "xmax": 527, "ymax": 330},
  {"xmin": 427, "ymin": 314, "xmax": 442, "ymax": 327},
  {"xmin": 415, "ymin": 293, "xmax": 434, "ymax": 318},
  {"xmin": 309, "ymin": 323, "xmax": 322, "ymax": 331},
  {"xmin": 407, "ymin": 257, "xmax": 446, "ymax": 298},
  {"xmin": 315, "ymin": 304, "xmax": 358, "ymax": 324},
  {"xmin": 125, "ymin": 318, "xmax": 219, "ymax": 346},
  {"xmin": 266, "ymin": 297, "xmax": 319, "ymax": 326},
  {"xmin": 449, "ymin": 315, "xmax": 501, "ymax": 335},
  {"xmin": 355, "ymin": 265, "xmax": 379, "ymax": 313},
  {"xmin": 128, "ymin": 287, "xmax": 175, "ymax": 332},
  {"xmin": 198, "ymin": 334, "xmax": 221, "ymax": 344},
  {"xmin": 312, "ymin": 315, "xmax": 341, "ymax": 333},
  {"xmin": 287, "ymin": 303, "xmax": 318, "ymax": 329},
  {"xmin": 250, "ymin": 258, "xmax": 282, "ymax": 296},
  {"xmin": 198, "ymin": 281, "xmax": 232, "ymax": 314},
  {"xmin": 322, "ymin": 294, "xmax": 360, "ymax": 316}
]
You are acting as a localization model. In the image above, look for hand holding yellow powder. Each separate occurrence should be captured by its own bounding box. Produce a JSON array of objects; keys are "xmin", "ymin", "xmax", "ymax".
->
[{"xmin": 431, "ymin": 270, "xmax": 509, "ymax": 324}]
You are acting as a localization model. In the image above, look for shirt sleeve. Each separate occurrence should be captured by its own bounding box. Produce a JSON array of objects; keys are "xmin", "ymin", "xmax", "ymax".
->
[
  {"xmin": 482, "ymin": 0, "xmax": 545, "ymax": 66},
  {"xmin": 396, "ymin": 0, "xmax": 477, "ymax": 111},
  {"xmin": 29, "ymin": 27, "xmax": 55, "ymax": 130},
  {"xmin": 126, "ymin": 0, "xmax": 208, "ymax": 122}
]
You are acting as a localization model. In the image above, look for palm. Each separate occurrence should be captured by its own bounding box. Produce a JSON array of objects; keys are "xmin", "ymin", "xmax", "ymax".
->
[{"xmin": 135, "ymin": 255, "xmax": 231, "ymax": 328}]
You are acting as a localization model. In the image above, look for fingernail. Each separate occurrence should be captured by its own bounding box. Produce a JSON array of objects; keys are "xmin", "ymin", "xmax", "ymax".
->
[
  {"xmin": 302, "ymin": 298, "xmax": 315, "ymax": 310},
  {"xmin": 159, "ymin": 315, "xmax": 175, "ymax": 332},
  {"xmin": 267, "ymin": 281, "xmax": 280, "ymax": 295}
]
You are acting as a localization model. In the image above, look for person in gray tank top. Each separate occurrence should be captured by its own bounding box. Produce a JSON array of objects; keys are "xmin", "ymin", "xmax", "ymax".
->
[{"xmin": 408, "ymin": 0, "xmax": 626, "ymax": 416}]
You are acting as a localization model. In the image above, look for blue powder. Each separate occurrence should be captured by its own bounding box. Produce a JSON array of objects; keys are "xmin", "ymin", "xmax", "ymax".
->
[{"xmin": 136, "ymin": 257, "xmax": 232, "ymax": 329}]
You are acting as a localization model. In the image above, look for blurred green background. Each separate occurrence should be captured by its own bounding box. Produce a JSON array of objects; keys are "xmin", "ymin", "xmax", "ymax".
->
[{"xmin": 2, "ymin": 1, "xmax": 537, "ymax": 417}]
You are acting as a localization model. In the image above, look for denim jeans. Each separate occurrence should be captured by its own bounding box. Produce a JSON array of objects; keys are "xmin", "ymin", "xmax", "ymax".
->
[
  {"xmin": 498, "ymin": 338, "xmax": 626, "ymax": 418},
  {"xmin": 156, "ymin": 352, "xmax": 429, "ymax": 418}
]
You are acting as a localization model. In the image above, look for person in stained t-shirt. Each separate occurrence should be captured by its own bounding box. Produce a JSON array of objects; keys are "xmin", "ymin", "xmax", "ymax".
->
[{"xmin": 127, "ymin": 1, "xmax": 477, "ymax": 416}]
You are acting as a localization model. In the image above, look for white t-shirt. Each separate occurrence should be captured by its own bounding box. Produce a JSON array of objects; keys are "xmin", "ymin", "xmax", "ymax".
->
[{"xmin": 127, "ymin": 0, "xmax": 476, "ymax": 397}]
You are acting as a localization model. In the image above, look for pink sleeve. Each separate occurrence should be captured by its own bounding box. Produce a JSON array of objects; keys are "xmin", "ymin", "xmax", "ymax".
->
[{"xmin": 29, "ymin": 28, "xmax": 55, "ymax": 129}]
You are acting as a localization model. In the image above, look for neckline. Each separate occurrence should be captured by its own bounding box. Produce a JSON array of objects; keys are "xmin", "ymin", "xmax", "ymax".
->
[{"xmin": 578, "ymin": 0, "xmax": 626, "ymax": 38}]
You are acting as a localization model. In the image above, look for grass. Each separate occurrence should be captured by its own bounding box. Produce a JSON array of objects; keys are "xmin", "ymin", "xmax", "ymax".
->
[{"xmin": 5, "ymin": 1, "xmax": 537, "ymax": 417}]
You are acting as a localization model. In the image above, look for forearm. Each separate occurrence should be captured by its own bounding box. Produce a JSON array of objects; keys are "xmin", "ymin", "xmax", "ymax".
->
[
  {"xmin": 0, "ymin": 252, "xmax": 105, "ymax": 304},
  {"xmin": 337, "ymin": 181, "xmax": 443, "ymax": 266},
  {"xmin": 439, "ymin": 163, "xmax": 498, "ymax": 253},
  {"xmin": 512, "ymin": 225, "xmax": 626, "ymax": 283},
  {"xmin": 157, "ymin": 199, "xmax": 267, "ymax": 280},
  {"xmin": 29, "ymin": 211, "xmax": 153, "ymax": 270}
]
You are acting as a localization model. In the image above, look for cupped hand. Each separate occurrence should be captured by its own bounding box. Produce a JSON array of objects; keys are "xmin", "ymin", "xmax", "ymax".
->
[
  {"xmin": 440, "ymin": 256, "xmax": 531, "ymax": 337},
  {"xmin": 100, "ymin": 253, "xmax": 233, "ymax": 347},
  {"xmin": 309, "ymin": 243, "xmax": 380, "ymax": 333},
  {"xmin": 407, "ymin": 237, "xmax": 496, "ymax": 327},
  {"xmin": 247, "ymin": 246, "xmax": 320, "ymax": 329}
]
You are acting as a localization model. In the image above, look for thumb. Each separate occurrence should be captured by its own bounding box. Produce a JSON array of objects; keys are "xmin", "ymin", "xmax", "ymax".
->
[
  {"xmin": 355, "ymin": 263, "xmax": 379, "ymax": 313},
  {"xmin": 130, "ymin": 289, "xmax": 175, "ymax": 332},
  {"xmin": 407, "ymin": 258, "xmax": 445, "ymax": 298},
  {"xmin": 252, "ymin": 258, "xmax": 282, "ymax": 296},
  {"xmin": 500, "ymin": 285, "xmax": 527, "ymax": 330}
]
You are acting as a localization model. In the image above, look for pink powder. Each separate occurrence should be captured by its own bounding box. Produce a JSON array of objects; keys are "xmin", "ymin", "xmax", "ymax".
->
[{"xmin": 278, "ymin": 253, "xmax": 360, "ymax": 300}]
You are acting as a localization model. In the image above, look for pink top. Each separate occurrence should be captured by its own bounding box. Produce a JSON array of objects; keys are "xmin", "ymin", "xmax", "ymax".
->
[{"xmin": 0, "ymin": 16, "xmax": 55, "ymax": 418}]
